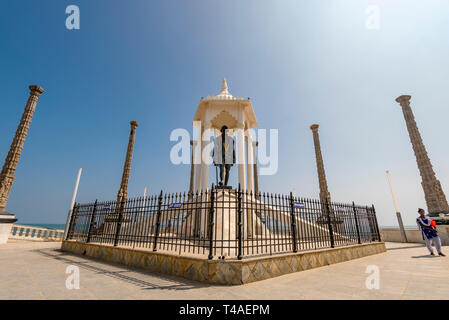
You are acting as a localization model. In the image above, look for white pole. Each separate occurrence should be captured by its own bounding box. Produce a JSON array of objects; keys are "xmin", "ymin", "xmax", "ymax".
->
[
  {"xmin": 386, "ymin": 170, "xmax": 408, "ymax": 242},
  {"xmin": 141, "ymin": 187, "xmax": 147, "ymax": 214},
  {"xmin": 386, "ymin": 171, "xmax": 399, "ymax": 213},
  {"xmin": 63, "ymin": 168, "xmax": 82, "ymax": 240}
]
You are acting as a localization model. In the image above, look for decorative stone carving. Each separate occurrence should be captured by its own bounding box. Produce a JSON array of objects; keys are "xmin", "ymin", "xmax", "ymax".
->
[{"xmin": 396, "ymin": 95, "xmax": 449, "ymax": 214}]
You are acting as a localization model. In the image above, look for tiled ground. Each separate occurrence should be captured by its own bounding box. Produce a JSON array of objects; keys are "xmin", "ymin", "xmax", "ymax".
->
[{"xmin": 1, "ymin": 240, "xmax": 448, "ymax": 299}]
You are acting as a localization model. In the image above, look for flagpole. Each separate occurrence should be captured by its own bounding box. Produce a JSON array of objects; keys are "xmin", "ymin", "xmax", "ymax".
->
[
  {"xmin": 142, "ymin": 187, "xmax": 147, "ymax": 214},
  {"xmin": 63, "ymin": 168, "xmax": 82, "ymax": 240},
  {"xmin": 386, "ymin": 170, "xmax": 408, "ymax": 242}
]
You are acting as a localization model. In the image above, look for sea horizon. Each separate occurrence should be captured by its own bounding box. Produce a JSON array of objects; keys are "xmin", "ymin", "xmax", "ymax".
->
[{"xmin": 17, "ymin": 223, "xmax": 66, "ymax": 230}]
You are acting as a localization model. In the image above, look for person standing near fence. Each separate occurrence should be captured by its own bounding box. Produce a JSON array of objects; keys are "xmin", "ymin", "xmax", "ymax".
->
[{"xmin": 417, "ymin": 208, "xmax": 445, "ymax": 256}]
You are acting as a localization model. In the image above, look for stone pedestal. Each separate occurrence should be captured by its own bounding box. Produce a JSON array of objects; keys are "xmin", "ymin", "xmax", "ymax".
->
[{"xmin": 0, "ymin": 210, "xmax": 17, "ymax": 244}]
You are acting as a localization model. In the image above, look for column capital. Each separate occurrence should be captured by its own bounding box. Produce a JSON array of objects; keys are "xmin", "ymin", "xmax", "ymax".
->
[
  {"xmin": 395, "ymin": 95, "xmax": 411, "ymax": 107},
  {"xmin": 29, "ymin": 85, "xmax": 45, "ymax": 97},
  {"xmin": 310, "ymin": 124, "xmax": 319, "ymax": 131},
  {"xmin": 130, "ymin": 120, "xmax": 139, "ymax": 127}
]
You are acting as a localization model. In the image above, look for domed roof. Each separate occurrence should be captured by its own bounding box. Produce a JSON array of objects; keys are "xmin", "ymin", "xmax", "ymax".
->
[{"xmin": 205, "ymin": 78, "xmax": 245, "ymax": 101}]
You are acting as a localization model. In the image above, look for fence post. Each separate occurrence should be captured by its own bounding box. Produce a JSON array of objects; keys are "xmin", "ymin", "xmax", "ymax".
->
[
  {"xmin": 352, "ymin": 201, "xmax": 361, "ymax": 244},
  {"xmin": 237, "ymin": 184, "xmax": 243, "ymax": 260},
  {"xmin": 114, "ymin": 198, "xmax": 125, "ymax": 247},
  {"xmin": 289, "ymin": 192, "xmax": 298, "ymax": 253},
  {"xmin": 365, "ymin": 205, "xmax": 376, "ymax": 242},
  {"xmin": 67, "ymin": 203, "xmax": 78, "ymax": 239},
  {"xmin": 371, "ymin": 204, "xmax": 381, "ymax": 242},
  {"xmin": 325, "ymin": 198, "xmax": 335, "ymax": 248},
  {"xmin": 153, "ymin": 190, "xmax": 164, "ymax": 252},
  {"xmin": 208, "ymin": 185, "xmax": 215, "ymax": 260},
  {"xmin": 86, "ymin": 200, "xmax": 98, "ymax": 243}
]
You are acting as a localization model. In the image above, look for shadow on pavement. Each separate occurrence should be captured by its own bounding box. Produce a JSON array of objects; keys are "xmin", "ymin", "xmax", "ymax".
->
[
  {"xmin": 411, "ymin": 255, "xmax": 438, "ymax": 258},
  {"xmin": 387, "ymin": 244, "xmax": 425, "ymax": 251},
  {"xmin": 33, "ymin": 248, "xmax": 208, "ymax": 291}
]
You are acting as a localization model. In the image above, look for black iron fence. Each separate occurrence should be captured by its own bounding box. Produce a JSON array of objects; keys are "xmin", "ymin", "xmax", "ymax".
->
[{"xmin": 66, "ymin": 186, "xmax": 381, "ymax": 260}]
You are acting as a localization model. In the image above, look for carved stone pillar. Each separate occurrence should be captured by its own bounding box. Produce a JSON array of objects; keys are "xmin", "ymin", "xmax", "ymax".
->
[
  {"xmin": 396, "ymin": 95, "xmax": 449, "ymax": 214},
  {"xmin": 116, "ymin": 121, "xmax": 139, "ymax": 210},
  {"xmin": 310, "ymin": 124, "xmax": 331, "ymax": 204},
  {"xmin": 0, "ymin": 85, "xmax": 44, "ymax": 212},
  {"xmin": 0, "ymin": 85, "xmax": 44, "ymax": 244},
  {"xmin": 310, "ymin": 124, "xmax": 342, "ymax": 231}
]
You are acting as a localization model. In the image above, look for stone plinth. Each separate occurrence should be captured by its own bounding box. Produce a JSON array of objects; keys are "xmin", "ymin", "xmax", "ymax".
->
[{"xmin": 61, "ymin": 240, "xmax": 386, "ymax": 285}]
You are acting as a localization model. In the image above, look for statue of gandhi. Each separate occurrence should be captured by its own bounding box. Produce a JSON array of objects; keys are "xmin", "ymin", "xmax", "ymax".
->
[{"xmin": 212, "ymin": 126, "xmax": 236, "ymax": 187}]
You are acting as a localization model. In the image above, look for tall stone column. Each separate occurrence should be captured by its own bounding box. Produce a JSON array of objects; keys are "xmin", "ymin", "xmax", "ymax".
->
[
  {"xmin": 200, "ymin": 123, "xmax": 211, "ymax": 192},
  {"xmin": 116, "ymin": 121, "xmax": 139, "ymax": 207},
  {"xmin": 237, "ymin": 123, "xmax": 247, "ymax": 191},
  {"xmin": 188, "ymin": 140, "xmax": 195, "ymax": 196},
  {"xmin": 199, "ymin": 123, "xmax": 212, "ymax": 238},
  {"xmin": 0, "ymin": 85, "xmax": 44, "ymax": 244},
  {"xmin": 310, "ymin": 124, "xmax": 331, "ymax": 204},
  {"xmin": 193, "ymin": 121, "xmax": 202, "ymax": 193},
  {"xmin": 253, "ymin": 141, "xmax": 259, "ymax": 198},
  {"xmin": 396, "ymin": 95, "xmax": 449, "ymax": 214},
  {"xmin": 246, "ymin": 134, "xmax": 254, "ymax": 193},
  {"xmin": 310, "ymin": 124, "xmax": 342, "ymax": 232},
  {"xmin": 105, "ymin": 121, "xmax": 139, "ymax": 239},
  {"xmin": 0, "ymin": 85, "xmax": 44, "ymax": 212}
]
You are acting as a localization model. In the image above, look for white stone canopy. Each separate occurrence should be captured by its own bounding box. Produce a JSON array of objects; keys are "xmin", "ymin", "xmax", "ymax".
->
[
  {"xmin": 193, "ymin": 79, "xmax": 258, "ymax": 130},
  {"xmin": 191, "ymin": 79, "xmax": 259, "ymax": 193}
]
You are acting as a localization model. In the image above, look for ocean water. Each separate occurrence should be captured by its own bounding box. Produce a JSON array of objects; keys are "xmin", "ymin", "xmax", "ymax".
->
[{"xmin": 19, "ymin": 223, "xmax": 66, "ymax": 230}]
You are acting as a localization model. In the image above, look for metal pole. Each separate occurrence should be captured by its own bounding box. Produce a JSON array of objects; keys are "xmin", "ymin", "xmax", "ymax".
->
[
  {"xmin": 386, "ymin": 170, "xmax": 408, "ymax": 242},
  {"xmin": 114, "ymin": 198, "xmax": 125, "ymax": 247},
  {"xmin": 86, "ymin": 200, "xmax": 98, "ymax": 243},
  {"xmin": 352, "ymin": 202, "xmax": 361, "ymax": 244},
  {"xmin": 289, "ymin": 192, "xmax": 298, "ymax": 253},
  {"xmin": 325, "ymin": 198, "xmax": 335, "ymax": 248},
  {"xmin": 153, "ymin": 190, "xmax": 163, "ymax": 251},
  {"xmin": 372, "ymin": 204, "xmax": 382, "ymax": 242},
  {"xmin": 67, "ymin": 203, "xmax": 78, "ymax": 240},
  {"xmin": 63, "ymin": 168, "xmax": 82, "ymax": 240},
  {"xmin": 208, "ymin": 184, "xmax": 215, "ymax": 260},
  {"xmin": 237, "ymin": 184, "xmax": 243, "ymax": 260}
]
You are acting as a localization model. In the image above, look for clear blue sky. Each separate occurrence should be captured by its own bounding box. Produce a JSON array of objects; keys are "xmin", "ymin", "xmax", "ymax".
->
[{"xmin": 1, "ymin": 0, "xmax": 448, "ymax": 227}]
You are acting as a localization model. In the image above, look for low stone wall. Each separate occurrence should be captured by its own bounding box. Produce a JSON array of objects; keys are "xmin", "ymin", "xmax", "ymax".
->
[
  {"xmin": 61, "ymin": 240, "xmax": 386, "ymax": 285},
  {"xmin": 380, "ymin": 226, "xmax": 449, "ymax": 245},
  {"xmin": 9, "ymin": 224, "xmax": 64, "ymax": 242}
]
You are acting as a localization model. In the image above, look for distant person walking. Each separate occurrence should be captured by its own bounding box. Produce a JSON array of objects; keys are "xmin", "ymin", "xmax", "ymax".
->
[{"xmin": 417, "ymin": 208, "xmax": 445, "ymax": 256}]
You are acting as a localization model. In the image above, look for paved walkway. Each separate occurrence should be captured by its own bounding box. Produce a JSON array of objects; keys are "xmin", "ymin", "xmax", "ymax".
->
[{"xmin": 1, "ymin": 240, "xmax": 448, "ymax": 299}]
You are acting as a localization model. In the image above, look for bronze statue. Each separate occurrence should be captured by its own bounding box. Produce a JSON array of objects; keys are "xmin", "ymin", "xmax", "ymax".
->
[{"xmin": 212, "ymin": 126, "xmax": 235, "ymax": 187}]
